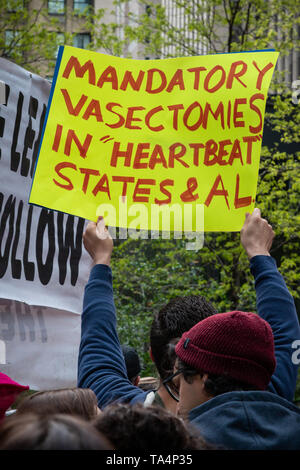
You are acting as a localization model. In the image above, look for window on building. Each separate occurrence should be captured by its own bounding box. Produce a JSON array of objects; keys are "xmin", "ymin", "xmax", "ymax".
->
[
  {"xmin": 5, "ymin": 30, "xmax": 13, "ymax": 45},
  {"xmin": 4, "ymin": 30, "xmax": 22, "ymax": 59},
  {"xmin": 55, "ymin": 33, "xmax": 65, "ymax": 58},
  {"xmin": 5, "ymin": 29, "xmax": 20, "ymax": 45},
  {"xmin": 73, "ymin": 0, "xmax": 91, "ymax": 13},
  {"xmin": 73, "ymin": 33, "xmax": 91, "ymax": 49},
  {"xmin": 6, "ymin": 0, "xmax": 24, "ymax": 12},
  {"xmin": 48, "ymin": 0, "xmax": 65, "ymax": 15}
]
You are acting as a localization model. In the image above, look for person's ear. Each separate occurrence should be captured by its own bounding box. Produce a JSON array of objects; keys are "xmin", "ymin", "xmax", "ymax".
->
[
  {"xmin": 201, "ymin": 373, "xmax": 213, "ymax": 399},
  {"xmin": 202, "ymin": 373, "xmax": 209, "ymax": 389}
]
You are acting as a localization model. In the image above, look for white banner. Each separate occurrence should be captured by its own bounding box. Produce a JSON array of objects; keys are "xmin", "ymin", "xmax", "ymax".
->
[
  {"xmin": 0, "ymin": 298, "xmax": 80, "ymax": 389},
  {"xmin": 0, "ymin": 58, "xmax": 91, "ymax": 389}
]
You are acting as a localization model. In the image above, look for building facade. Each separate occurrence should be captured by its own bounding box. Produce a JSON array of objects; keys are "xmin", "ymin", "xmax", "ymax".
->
[{"xmin": 3, "ymin": 0, "xmax": 299, "ymax": 84}]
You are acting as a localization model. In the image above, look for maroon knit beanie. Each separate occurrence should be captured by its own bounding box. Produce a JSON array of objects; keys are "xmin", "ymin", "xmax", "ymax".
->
[{"xmin": 175, "ymin": 311, "xmax": 276, "ymax": 390}]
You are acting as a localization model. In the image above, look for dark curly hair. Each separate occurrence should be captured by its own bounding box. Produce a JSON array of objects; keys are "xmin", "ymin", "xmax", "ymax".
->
[
  {"xmin": 150, "ymin": 295, "xmax": 217, "ymax": 380},
  {"xmin": 93, "ymin": 402, "xmax": 212, "ymax": 450}
]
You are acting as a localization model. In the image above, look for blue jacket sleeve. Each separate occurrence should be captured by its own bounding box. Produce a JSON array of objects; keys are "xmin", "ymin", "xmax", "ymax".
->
[
  {"xmin": 250, "ymin": 255, "xmax": 300, "ymax": 401},
  {"xmin": 77, "ymin": 264, "xmax": 149, "ymax": 408}
]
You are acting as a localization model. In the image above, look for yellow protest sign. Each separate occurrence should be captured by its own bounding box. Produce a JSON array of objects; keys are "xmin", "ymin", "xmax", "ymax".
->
[{"xmin": 29, "ymin": 46, "xmax": 279, "ymax": 231}]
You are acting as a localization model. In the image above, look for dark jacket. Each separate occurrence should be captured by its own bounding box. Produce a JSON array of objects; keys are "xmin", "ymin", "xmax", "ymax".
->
[
  {"xmin": 78, "ymin": 263, "xmax": 149, "ymax": 407},
  {"xmin": 189, "ymin": 390, "xmax": 300, "ymax": 450},
  {"xmin": 187, "ymin": 255, "xmax": 300, "ymax": 450}
]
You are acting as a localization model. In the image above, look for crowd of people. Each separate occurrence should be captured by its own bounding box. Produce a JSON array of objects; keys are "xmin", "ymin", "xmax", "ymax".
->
[{"xmin": 0, "ymin": 208, "xmax": 299, "ymax": 451}]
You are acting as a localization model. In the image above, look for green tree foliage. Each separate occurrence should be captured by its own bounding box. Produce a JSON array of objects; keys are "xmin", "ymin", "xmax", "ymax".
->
[
  {"xmin": 1, "ymin": 0, "xmax": 74, "ymax": 74},
  {"xmin": 111, "ymin": 234, "xmax": 256, "ymax": 377}
]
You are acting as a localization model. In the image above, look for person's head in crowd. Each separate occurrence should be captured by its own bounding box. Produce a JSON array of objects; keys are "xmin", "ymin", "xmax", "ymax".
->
[
  {"xmin": 0, "ymin": 372, "xmax": 29, "ymax": 421},
  {"xmin": 93, "ymin": 402, "xmax": 212, "ymax": 450},
  {"xmin": 149, "ymin": 295, "xmax": 217, "ymax": 410},
  {"xmin": 150, "ymin": 296, "xmax": 217, "ymax": 381},
  {"xmin": 121, "ymin": 344, "xmax": 141, "ymax": 386},
  {"xmin": 171, "ymin": 311, "xmax": 276, "ymax": 419},
  {"xmin": 0, "ymin": 412, "xmax": 113, "ymax": 450},
  {"xmin": 17, "ymin": 387, "xmax": 99, "ymax": 420}
]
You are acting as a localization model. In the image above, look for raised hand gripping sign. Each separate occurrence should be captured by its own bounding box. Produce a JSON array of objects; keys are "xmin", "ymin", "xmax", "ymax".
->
[{"xmin": 29, "ymin": 47, "xmax": 278, "ymax": 232}]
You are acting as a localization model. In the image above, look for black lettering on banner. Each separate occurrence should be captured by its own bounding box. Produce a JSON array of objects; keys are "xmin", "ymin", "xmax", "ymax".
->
[
  {"xmin": 0, "ymin": 193, "xmax": 85, "ymax": 285},
  {"xmin": 0, "ymin": 77, "xmax": 84, "ymax": 290},
  {"xmin": 36, "ymin": 209, "xmax": 55, "ymax": 285},
  {"xmin": 57, "ymin": 213, "xmax": 84, "ymax": 286},
  {"xmin": 21, "ymin": 96, "xmax": 38, "ymax": 177},
  {"xmin": 0, "ymin": 84, "xmax": 10, "ymax": 161},
  {"xmin": 11, "ymin": 200, "xmax": 23, "ymax": 279},
  {"xmin": 0, "ymin": 300, "xmax": 48, "ymax": 343},
  {"xmin": 23, "ymin": 204, "xmax": 35, "ymax": 281},
  {"xmin": 0, "ymin": 195, "xmax": 15, "ymax": 278},
  {"xmin": 36, "ymin": 307, "xmax": 48, "ymax": 343},
  {"xmin": 10, "ymin": 92, "xmax": 24, "ymax": 173},
  {"xmin": 31, "ymin": 102, "xmax": 47, "ymax": 177},
  {"xmin": 9, "ymin": 93, "xmax": 44, "ymax": 178},
  {"xmin": 0, "ymin": 299, "xmax": 15, "ymax": 341},
  {"xmin": 16, "ymin": 301, "xmax": 35, "ymax": 342}
]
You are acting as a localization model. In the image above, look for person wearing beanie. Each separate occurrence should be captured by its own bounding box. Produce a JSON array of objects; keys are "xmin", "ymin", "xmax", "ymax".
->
[
  {"xmin": 176, "ymin": 310, "xmax": 276, "ymax": 392},
  {"xmin": 78, "ymin": 209, "xmax": 300, "ymax": 450},
  {"xmin": 164, "ymin": 210, "xmax": 300, "ymax": 450}
]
